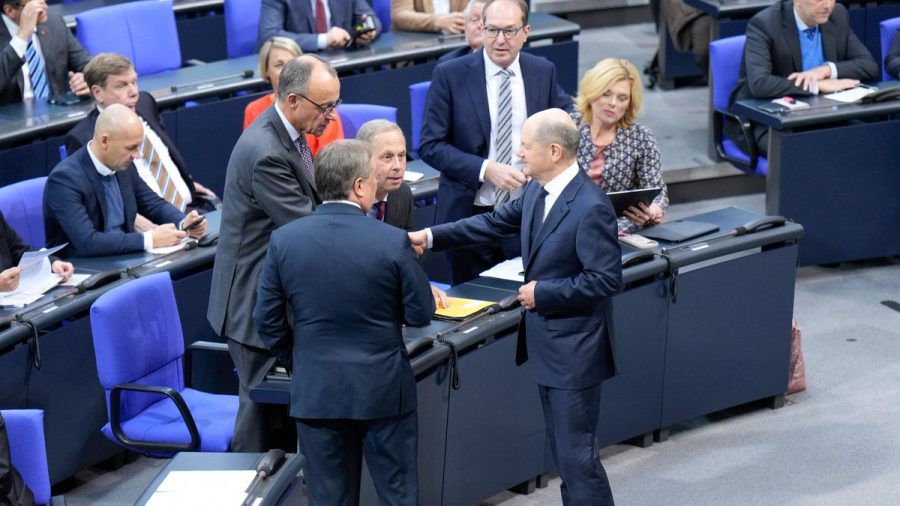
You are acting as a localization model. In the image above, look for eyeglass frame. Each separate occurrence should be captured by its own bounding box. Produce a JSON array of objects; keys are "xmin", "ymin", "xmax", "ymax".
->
[
  {"xmin": 295, "ymin": 92, "xmax": 342, "ymax": 116},
  {"xmin": 483, "ymin": 25, "xmax": 525, "ymax": 39}
]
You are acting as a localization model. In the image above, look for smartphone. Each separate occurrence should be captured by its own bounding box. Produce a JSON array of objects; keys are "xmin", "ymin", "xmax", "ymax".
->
[
  {"xmin": 184, "ymin": 216, "xmax": 206, "ymax": 232},
  {"xmin": 619, "ymin": 234, "xmax": 658, "ymax": 249}
]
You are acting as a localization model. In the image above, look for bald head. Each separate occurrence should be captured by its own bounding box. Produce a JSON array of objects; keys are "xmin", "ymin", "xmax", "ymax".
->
[
  {"xmin": 518, "ymin": 109, "xmax": 579, "ymax": 184},
  {"xmin": 90, "ymin": 104, "xmax": 144, "ymax": 171}
]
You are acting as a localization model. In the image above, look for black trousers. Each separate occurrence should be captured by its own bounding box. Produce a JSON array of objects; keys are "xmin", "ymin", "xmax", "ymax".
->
[{"xmin": 296, "ymin": 410, "xmax": 418, "ymax": 506}]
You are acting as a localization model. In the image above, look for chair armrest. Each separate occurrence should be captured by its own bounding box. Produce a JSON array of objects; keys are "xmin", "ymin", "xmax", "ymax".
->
[
  {"xmin": 714, "ymin": 109, "xmax": 760, "ymax": 171},
  {"xmin": 195, "ymin": 193, "xmax": 222, "ymax": 211},
  {"xmin": 109, "ymin": 383, "xmax": 200, "ymax": 453}
]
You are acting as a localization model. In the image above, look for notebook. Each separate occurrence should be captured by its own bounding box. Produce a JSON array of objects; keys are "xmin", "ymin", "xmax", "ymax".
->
[{"xmin": 640, "ymin": 220, "xmax": 719, "ymax": 243}]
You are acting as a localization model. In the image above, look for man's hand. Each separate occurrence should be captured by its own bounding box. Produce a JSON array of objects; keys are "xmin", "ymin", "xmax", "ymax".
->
[
  {"xmin": 51, "ymin": 260, "xmax": 74, "ymax": 282},
  {"xmin": 435, "ymin": 12, "xmax": 466, "ymax": 33},
  {"xmin": 356, "ymin": 29, "xmax": 377, "ymax": 46},
  {"xmin": 151, "ymin": 223, "xmax": 186, "ymax": 248},
  {"xmin": 326, "ymin": 27, "xmax": 352, "ymax": 48},
  {"xmin": 193, "ymin": 181, "xmax": 215, "ymax": 196},
  {"xmin": 518, "ymin": 281, "xmax": 536, "ymax": 310},
  {"xmin": 431, "ymin": 284, "xmax": 450, "ymax": 309},
  {"xmin": 787, "ymin": 65, "xmax": 831, "ymax": 92},
  {"xmin": 484, "ymin": 161, "xmax": 526, "ymax": 192},
  {"xmin": 817, "ymin": 78, "xmax": 861, "ymax": 94},
  {"xmin": 0, "ymin": 267, "xmax": 21, "ymax": 292},
  {"xmin": 15, "ymin": 0, "xmax": 48, "ymax": 41},
  {"xmin": 68, "ymin": 72, "xmax": 90, "ymax": 96},
  {"xmin": 181, "ymin": 210, "xmax": 207, "ymax": 238},
  {"xmin": 408, "ymin": 230, "xmax": 428, "ymax": 256}
]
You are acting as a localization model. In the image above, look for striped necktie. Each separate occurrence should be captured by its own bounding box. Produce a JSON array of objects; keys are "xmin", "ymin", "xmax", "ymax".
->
[
  {"xmin": 493, "ymin": 68, "xmax": 513, "ymax": 207},
  {"xmin": 140, "ymin": 131, "xmax": 186, "ymax": 211},
  {"xmin": 294, "ymin": 136, "xmax": 316, "ymax": 189},
  {"xmin": 25, "ymin": 36, "xmax": 49, "ymax": 100}
]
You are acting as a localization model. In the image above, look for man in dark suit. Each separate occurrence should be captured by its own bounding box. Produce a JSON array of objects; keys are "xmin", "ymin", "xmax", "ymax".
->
[
  {"xmin": 255, "ymin": 140, "xmax": 434, "ymax": 506},
  {"xmin": 65, "ymin": 53, "xmax": 217, "ymax": 223},
  {"xmin": 437, "ymin": 0, "xmax": 485, "ymax": 63},
  {"xmin": 355, "ymin": 119, "xmax": 415, "ymax": 230},
  {"xmin": 44, "ymin": 104, "xmax": 207, "ymax": 258},
  {"xmin": 411, "ymin": 109, "xmax": 622, "ymax": 505},
  {"xmin": 0, "ymin": 0, "xmax": 91, "ymax": 106},
  {"xmin": 727, "ymin": 0, "xmax": 879, "ymax": 154},
  {"xmin": 419, "ymin": 0, "xmax": 571, "ymax": 285},
  {"xmin": 887, "ymin": 31, "xmax": 900, "ymax": 79},
  {"xmin": 258, "ymin": 0, "xmax": 380, "ymax": 53},
  {"xmin": 208, "ymin": 55, "xmax": 339, "ymax": 452}
]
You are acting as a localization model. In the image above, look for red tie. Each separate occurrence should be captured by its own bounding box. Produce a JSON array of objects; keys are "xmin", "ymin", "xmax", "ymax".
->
[
  {"xmin": 374, "ymin": 201, "xmax": 386, "ymax": 221},
  {"xmin": 315, "ymin": 0, "xmax": 328, "ymax": 33}
]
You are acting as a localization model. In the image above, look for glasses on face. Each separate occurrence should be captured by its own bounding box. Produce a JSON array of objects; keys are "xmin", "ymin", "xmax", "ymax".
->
[
  {"xmin": 484, "ymin": 26, "xmax": 524, "ymax": 39},
  {"xmin": 296, "ymin": 92, "xmax": 341, "ymax": 116}
]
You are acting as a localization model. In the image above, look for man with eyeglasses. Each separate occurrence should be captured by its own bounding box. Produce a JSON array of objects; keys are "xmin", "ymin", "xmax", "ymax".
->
[
  {"xmin": 209, "ymin": 54, "xmax": 339, "ymax": 453},
  {"xmin": 0, "ymin": 0, "xmax": 91, "ymax": 106},
  {"xmin": 419, "ymin": 0, "xmax": 571, "ymax": 286}
]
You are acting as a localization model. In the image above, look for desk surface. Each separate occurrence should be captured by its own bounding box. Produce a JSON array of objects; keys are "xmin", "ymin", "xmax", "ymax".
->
[
  {"xmin": 53, "ymin": 0, "xmax": 223, "ymax": 28},
  {"xmin": 684, "ymin": 0, "xmax": 773, "ymax": 17},
  {"xmin": 733, "ymin": 82, "xmax": 900, "ymax": 129}
]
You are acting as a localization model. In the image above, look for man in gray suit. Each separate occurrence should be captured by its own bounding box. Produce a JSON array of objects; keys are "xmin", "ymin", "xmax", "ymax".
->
[
  {"xmin": 208, "ymin": 54, "xmax": 340, "ymax": 452},
  {"xmin": 0, "ymin": 0, "xmax": 91, "ymax": 105}
]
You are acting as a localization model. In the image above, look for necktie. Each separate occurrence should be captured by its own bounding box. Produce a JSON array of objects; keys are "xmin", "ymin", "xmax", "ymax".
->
[
  {"xmin": 530, "ymin": 187, "xmax": 548, "ymax": 246},
  {"xmin": 140, "ymin": 130, "xmax": 186, "ymax": 212},
  {"xmin": 315, "ymin": 0, "xmax": 328, "ymax": 33},
  {"xmin": 294, "ymin": 136, "xmax": 316, "ymax": 189},
  {"xmin": 493, "ymin": 68, "xmax": 514, "ymax": 207},
  {"xmin": 373, "ymin": 200, "xmax": 386, "ymax": 221},
  {"xmin": 803, "ymin": 28, "xmax": 816, "ymax": 40},
  {"xmin": 25, "ymin": 36, "xmax": 49, "ymax": 100},
  {"xmin": 99, "ymin": 174, "xmax": 126, "ymax": 232}
]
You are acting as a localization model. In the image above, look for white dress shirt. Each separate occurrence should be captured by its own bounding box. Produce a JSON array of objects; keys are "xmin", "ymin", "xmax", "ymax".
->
[
  {"xmin": 133, "ymin": 117, "xmax": 193, "ymax": 205},
  {"xmin": 539, "ymin": 162, "xmax": 579, "ymax": 222},
  {"xmin": 311, "ymin": 0, "xmax": 333, "ymax": 50},
  {"xmin": 2, "ymin": 14, "xmax": 43, "ymax": 101}
]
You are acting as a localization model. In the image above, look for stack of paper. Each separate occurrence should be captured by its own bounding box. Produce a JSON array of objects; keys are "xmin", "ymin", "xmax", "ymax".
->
[
  {"xmin": 480, "ymin": 257, "xmax": 525, "ymax": 282},
  {"xmin": 147, "ymin": 470, "xmax": 258, "ymax": 506},
  {"xmin": 0, "ymin": 244, "xmax": 66, "ymax": 307}
]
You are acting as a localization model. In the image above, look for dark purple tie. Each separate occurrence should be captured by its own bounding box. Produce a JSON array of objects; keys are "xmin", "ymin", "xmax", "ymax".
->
[
  {"xmin": 374, "ymin": 200, "xmax": 386, "ymax": 221},
  {"xmin": 294, "ymin": 136, "xmax": 315, "ymax": 188}
]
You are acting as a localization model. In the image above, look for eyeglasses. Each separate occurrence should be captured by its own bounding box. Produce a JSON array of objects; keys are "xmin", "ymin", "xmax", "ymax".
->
[
  {"xmin": 296, "ymin": 93, "xmax": 341, "ymax": 116},
  {"xmin": 484, "ymin": 26, "xmax": 524, "ymax": 39}
]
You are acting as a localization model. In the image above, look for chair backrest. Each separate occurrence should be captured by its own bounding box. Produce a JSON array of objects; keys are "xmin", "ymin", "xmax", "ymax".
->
[
  {"xmin": 709, "ymin": 35, "xmax": 747, "ymax": 111},
  {"xmin": 373, "ymin": 0, "xmax": 392, "ymax": 33},
  {"xmin": 0, "ymin": 177, "xmax": 47, "ymax": 250},
  {"xmin": 337, "ymin": 103, "xmax": 398, "ymax": 139},
  {"xmin": 881, "ymin": 17, "xmax": 900, "ymax": 81},
  {"xmin": 90, "ymin": 272, "xmax": 186, "ymax": 422},
  {"xmin": 408, "ymin": 81, "xmax": 431, "ymax": 152},
  {"xmin": 76, "ymin": 0, "xmax": 182, "ymax": 76},
  {"xmin": 225, "ymin": 0, "xmax": 262, "ymax": 58},
  {"xmin": 1, "ymin": 410, "xmax": 51, "ymax": 506}
]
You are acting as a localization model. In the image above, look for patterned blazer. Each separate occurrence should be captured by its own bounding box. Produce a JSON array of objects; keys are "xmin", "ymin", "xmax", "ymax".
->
[{"xmin": 572, "ymin": 112, "xmax": 668, "ymax": 233}]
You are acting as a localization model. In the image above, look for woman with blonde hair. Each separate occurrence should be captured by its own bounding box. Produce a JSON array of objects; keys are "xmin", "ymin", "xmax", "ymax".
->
[
  {"xmin": 573, "ymin": 58, "xmax": 668, "ymax": 234},
  {"xmin": 243, "ymin": 37, "xmax": 344, "ymax": 155}
]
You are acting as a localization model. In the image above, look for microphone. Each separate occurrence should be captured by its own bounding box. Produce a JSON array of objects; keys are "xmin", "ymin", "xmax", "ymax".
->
[
  {"xmin": 243, "ymin": 449, "xmax": 287, "ymax": 505},
  {"xmin": 170, "ymin": 70, "xmax": 254, "ymax": 93}
]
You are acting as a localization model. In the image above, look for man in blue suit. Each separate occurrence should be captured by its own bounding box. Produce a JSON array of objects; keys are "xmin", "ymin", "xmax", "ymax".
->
[
  {"xmin": 411, "ymin": 109, "xmax": 621, "ymax": 505},
  {"xmin": 258, "ymin": 0, "xmax": 380, "ymax": 53},
  {"xmin": 44, "ymin": 104, "xmax": 207, "ymax": 257},
  {"xmin": 254, "ymin": 140, "xmax": 434, "ymax": 506},
  {"xmin": 419, "ymin": 0, "xmax": 571, "ymax": 285}
]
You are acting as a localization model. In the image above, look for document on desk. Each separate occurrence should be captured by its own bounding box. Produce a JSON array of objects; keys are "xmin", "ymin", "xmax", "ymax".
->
[
  {"xmin": 824, "ymin": 86, "xmax": 875, "ymax": 103},
  {"xmin": 480, "ymin": 257, "xmax": 524, "ymax": 282},
  {"xmin": 148, "ymin": 238, "xmax": 195, "ymax": 255},
  {"xmin": 147, "ymin": 470, "xmax": 257, "ymax": 506},
  {"xmin": 0, "ymin": 244, "xmax": 66, "ymax": 307},
  {"xmin": 404, "ymin": 170, "xmax": 424, "ymax": 182}
]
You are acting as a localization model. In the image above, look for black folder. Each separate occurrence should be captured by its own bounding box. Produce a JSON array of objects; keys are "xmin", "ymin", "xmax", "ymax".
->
[{"xmin": 641, "ymin": 220, "xmax": 719, "ymax": 243}]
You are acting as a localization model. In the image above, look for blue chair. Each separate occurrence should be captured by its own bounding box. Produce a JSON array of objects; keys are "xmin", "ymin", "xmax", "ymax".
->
[
  {"xmin": 337, "ymin": 103, "xmax": 398, "ymax": 138},
  {"xmin": 76, "ymin": 0, "xmax": 182, "ymax": 76},
  {"xmin": 880, "ymin": 17, "xmax": 900, "ymax": 81},
  {"xmin": 1, "ymin": 410, "xmax": 52, "ymax": 505},
  {"xmin": 709, "ymin": 35, "xmax": 767, "ymax": 176},
  {"xmin": 0, "ymin": 177, "xmax": 47, "ymax": 249},
  {"xmin": 89, "ymin": 272, "xmax": 238, "ymax": 455},
  {"xmin": 373, "ymin": 0, "xmax": 392, "ymax": 33},
  {"xmin": 409, "ymin": 81, "xmax": 431, "ymax": 153},
  {"xmin": 225, "ymin": 0, "xmax": 262, "ymax": 58}
]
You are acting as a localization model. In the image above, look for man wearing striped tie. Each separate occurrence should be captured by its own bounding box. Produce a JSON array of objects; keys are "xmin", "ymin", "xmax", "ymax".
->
[
  {"xmin": 419, "ymin": 0, "xmax": 571, "ymax": 285},
  {"xmin": 0, "ymin": 0, "xmax": 91, "ymax": 106}
]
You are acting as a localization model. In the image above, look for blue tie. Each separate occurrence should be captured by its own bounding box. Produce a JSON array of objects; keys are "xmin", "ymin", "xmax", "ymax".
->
[
  {"xmin": 799, "ymin": 27, "xmax": 824, "ymax": 71},
  {"xmin": 99, "ymin": 174, "xmax": 126, "ymax": 232},
  {"xmin": 25, "ymin": 36, "xmax": 49, "ymax": 100}
]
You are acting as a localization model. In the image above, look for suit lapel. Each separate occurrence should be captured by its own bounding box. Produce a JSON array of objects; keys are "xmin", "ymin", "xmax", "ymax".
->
[
  {"xmin": 520, "ymin": 182, "xmax": 540, "ymax": 263},
  {"xmin": 464, "ymin": 51, "xmax": 492, "ymax": 145},
  {"xmin": 525, "ymin": 175, "xmax": 583, "ymax": 271},
  {"xmin": 780, "ymin": 3, "xmax": 803, "ymax": 71},
  {"xmin": 116, "ymin": 168, "xmax": 137, "ymax": 233},
  {"xmin": 266, "ymin": 105, "xmax": 320, "ymax": 199},
  {"xmin": 821, "ymin": 20, "xmax": 838, "ymax": 62},
  {"xmin": 520, "ymin": 55, "xmax": 541, "ymax": 116},
  {"xmin": 79, "ymin": 149, "xmax": 111, "ymax": 230}
]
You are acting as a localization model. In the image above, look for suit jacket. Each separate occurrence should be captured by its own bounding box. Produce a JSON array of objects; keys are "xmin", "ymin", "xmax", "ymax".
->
[
  {"xmin": 731, "ymin": 0, "xmax": 879, "ymax": 103},
  {"xmin": 0, "ymin": 211, "xmax": 29, "ymax": 270},
  {"xmin": 431, "ymin": 169, "xmax": 622, "ymax": 389},
  {"xmin": 64, "ymin": 92, "xmax": 199, "ymax": 203},
  {"xmin": 208, "ymin": 104, "xmax": 320, "ymax": 348},
  {"xmin": 390, "ymin": 0, "xmax": 466, "ymax": 32},
  {"xmin": 0, "ymin": 14, "xmax": 91, "ymax": 106},
  {"xmin": 419, "ymin": 50, "xmax": 572, "ymax": 225},
  {"xmin": 254, "ymin": 202, "xmax": 434, "ymax": 419},
  {"xmin": 887, "ymin": 31, "xmax": 900, "ymax": 79},
  {"xmin": 437, "ymin": 45, "xmax": 473, "ymax": 63},
  {"xmin": 383, "ymin": 181, "xmax": 415, "ymax": 231},
  {"xmin": 258, "ymin": 0, "xmax": 381, "ymax": 53},
  {"xmin": 43, "ymin": 147, "xmax": 185, "ymax": 257}
]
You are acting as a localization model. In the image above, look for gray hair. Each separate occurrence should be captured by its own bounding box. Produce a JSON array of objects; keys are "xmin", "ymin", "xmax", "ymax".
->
[
  {"xmin": 277, "ymin": 54, "xmax": 336, "ymax": 102},
  {"xmin": 464, "ymin": 0, "xmax": 486, "ymax": 17},
  {"xmin": 536, "ymin": 119, "xmax": 579, "ymax": 159},
  {"xmin": 314, "ymin": 140, "xmax": 374, "ymax": 201},
  {"xmin": 355, "ymin": 119, "xmax": 403, "ymax": 145}
]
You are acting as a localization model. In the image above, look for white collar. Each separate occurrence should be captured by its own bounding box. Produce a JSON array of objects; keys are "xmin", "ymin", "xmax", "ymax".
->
[
  {"xmin": 483, "ymin": 49, "xmax": 522, "ymax": 78},
  {"xmin": 275, "ymin": 101, "xmax": 303, "ymax": 143},
  {"xmin": 86, "ymin": 141, "xmax": 117, "ymax": 177},
  {"xmin": 323, "ymin": 199, "xmax": 362, "ymax": 210},
  {"xmin": 541, "ymin": 162, "xmax": 579, "ymax": 198},
  {"xmin": 793, "ymin": 8, "xmax": 815, "ymax": 32}
]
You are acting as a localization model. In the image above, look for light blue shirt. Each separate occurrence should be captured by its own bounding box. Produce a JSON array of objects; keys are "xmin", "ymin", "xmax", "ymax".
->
[{"xmin": 793, "ymin": 8, "xmax": 837, "ymax": 81}]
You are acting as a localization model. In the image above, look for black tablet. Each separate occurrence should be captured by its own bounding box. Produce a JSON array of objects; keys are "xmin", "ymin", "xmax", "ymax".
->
[{"xmin": 606, "ymin": 187, "xmax": 661, "ymax": 217}]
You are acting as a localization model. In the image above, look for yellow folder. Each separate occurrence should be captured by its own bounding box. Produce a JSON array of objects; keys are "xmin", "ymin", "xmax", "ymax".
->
[{"xmin": 434, "ymin": 297, "xmax": 495, "ymax": 321}]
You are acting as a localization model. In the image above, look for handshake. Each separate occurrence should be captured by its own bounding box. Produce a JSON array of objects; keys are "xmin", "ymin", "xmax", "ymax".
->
[{"xmin": 408, "ymin": 230, "xmax": 428, "ymax": 257}]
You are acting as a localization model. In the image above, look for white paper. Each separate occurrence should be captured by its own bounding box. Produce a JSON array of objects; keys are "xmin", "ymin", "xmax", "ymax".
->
[
  {"xmin": 61, "ymin": 273, "xmax": 91, "ymax": 287},
  {"xmin": 824, "ymin": 86, "xmax": 875, "ymax": 103},
  {"xmin": 0, "ymin": 245, "xmax": 66, "ymax": 306},
  {"xmin": 146, "ymin": 470, "xmax": 256, "ymax": 506},
  {"xmin": 480, "ymin": 257, "xmax": 524, "ymax": 282},
  {"xmin": 148, "ymin": 238, "xmax": 194, "ymax": 255},
  {"xmin": 403, "ymin": 170, "xmax": 424, "ymax": 182}
]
